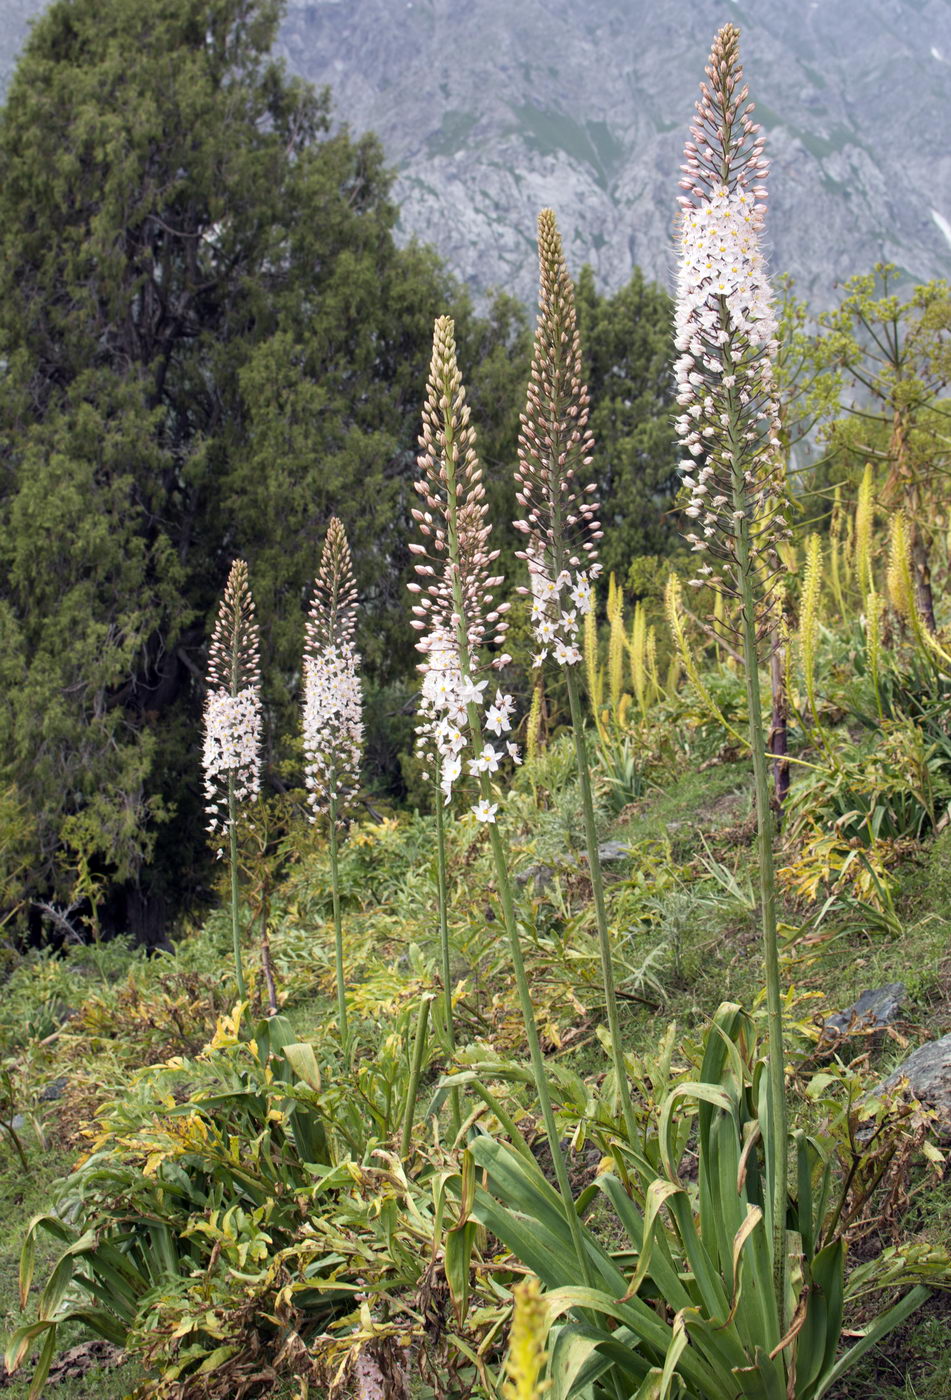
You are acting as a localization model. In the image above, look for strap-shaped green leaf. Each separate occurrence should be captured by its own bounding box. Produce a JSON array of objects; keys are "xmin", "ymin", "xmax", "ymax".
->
[
  {"xmin": 795, "ymin": 1237, "xmax": 845, "ymax": 1394},
  {"xmin": 4, "ymin": 1319, "xmax": 54, "ymax": 1375},
  {"xmin": 548, "ymin": 1323, "xmax": 612, "ymax": 1400},
  {"xmin": 445, "ymin": 1218, "xmax": 478, "ymax": 1320},
  {"xmin": 594, "ymin": 1174, "xmax": 691, "ymax": 1313},
  {"xmin": 659, "ymin": 1083, "xmax": 734, "ymax": 1181},
  {"xmin": 542, "ymin": 1287, "xmax": 733, "ymax": 1400},
  {"xmin": 28, "ymin": 1323, "xmax": 58, "ymax": 1400},
  {"xmin": 625, "ymin": 1179, "xmax": 684, "ymax": 1299},
  {"xmin": 813, "ymin": 1285, "xmax": 930, "ymax": 1400},
  {"xmin": 283, "ymin": 1041, "xmax": 322, "ymax": 1091},
  {"xmin": 733, "ymin": 1344, "xmax": 787, "ymax": 1400}
]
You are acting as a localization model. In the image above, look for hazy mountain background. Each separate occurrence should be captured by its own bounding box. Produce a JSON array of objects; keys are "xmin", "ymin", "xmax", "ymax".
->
[{"xmin": 2, "ymin": 0, "xmax": 951, "ymax": 305}]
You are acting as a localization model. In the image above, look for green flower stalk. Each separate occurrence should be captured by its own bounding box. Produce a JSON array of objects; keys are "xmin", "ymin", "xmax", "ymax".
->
[
  {"xmin": 409, "ymin": 320, "xmax": 518, "ymax": 1132},
  {"xmin": 411, "ymin": 624, "xmax": 466, "ymax": 1134},
  {"xmin": 514, "ymin": 208, "xmax": 637, "ymax": 1146},
  {"xmin": 409, "ymin": 315, "xmax": 592, "ymax": 1282},
  {"xmin": 303, "ymin": 517, "xmax": 364, "ymax": 1043},
  {"xmin": 203, "ymin": 559, "xmax": 262, "ymax": 1003},
  {"xmin": 674, "ymin": 22, "xmax": 791, "ymax": 1310}
]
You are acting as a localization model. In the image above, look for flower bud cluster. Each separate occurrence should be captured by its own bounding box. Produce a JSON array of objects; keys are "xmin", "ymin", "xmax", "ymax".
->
[
  {"xmin": 408, "ymin": 318, "xmax": 511, "ymax": 663},
  {"xmin": 303, "ymin": 518, "xmax": 363, "ymax": 819},
  {"xmin": 409, "ymin": 318, "xmax": 519, "ymax": 822},
  {"xmin": 203, "ymin": 559, "xmax": 262, "ymax": 836},
  {"xmin": 674, "ymin": 23, "xmax": 789, "ymax": 594},
  {"xmin": 515, "ymin": 209, "xmax": 603, "ymax": 664}
]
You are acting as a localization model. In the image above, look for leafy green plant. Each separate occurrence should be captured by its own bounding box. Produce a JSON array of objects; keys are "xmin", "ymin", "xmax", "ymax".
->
[
  {"xmin": 594, "ymin": 731, "xmax": 649, "ymax": 816},
  {"xmin": 0, "ymin": 1064, "xmax": 30, "ymax": 1174},
  {"xmin": 462, "ymin": 1004, "xmax": 940, "ymax": 1400},
  {"xmin": 786, "ymin": 719, "xmax": 951, "ymax": 850},
  {"xmin": 5, "ymin": 1012, "xmax": 347, "ymax": 1398}
]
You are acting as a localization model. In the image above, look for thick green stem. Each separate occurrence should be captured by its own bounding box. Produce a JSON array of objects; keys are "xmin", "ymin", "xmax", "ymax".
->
[
  {"xmin": 228, "ymin": 782, "xmax": 246, "ymax": 1002},
  {"xmin": 736, "ymin": 536, "xmax": 788, "ymax": 1317},
  {"xmin": 483, "ymin": 810, "xmax": 594, "ymax": 1286},
  {"xmin": 720, "ymin": 314, "xmax": 788, "ymax": 1313},
  {"xmin": 401, "ymin": 994, "xmax": 433, "ymax": 1159},
  {"xmin": 434, "ymin": 783, "xmax": 461, "ymax": 1137},
  {"xmin": 328, "ymin": 796, "xmax": 348, "ymax": 1042},
  {"xmin": 565, "ymin": 669, "xmax": 638, "ymax": 1145}
]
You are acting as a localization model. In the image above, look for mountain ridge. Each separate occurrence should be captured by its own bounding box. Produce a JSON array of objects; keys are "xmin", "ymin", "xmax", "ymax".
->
[{"xmin": 1, "ymin": 0, "xmax": 950, "ymax": 306}]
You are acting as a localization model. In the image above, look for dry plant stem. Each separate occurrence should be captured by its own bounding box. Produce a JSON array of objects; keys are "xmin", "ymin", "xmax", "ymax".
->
[
  {"xmin": 434, "ymin": 781, "xmax": 461, "ymax": 1137},
  {"xmin": 565, "ymin": 669, "xmax": 638, "ymax": 1145},
  {"xmin": 261, "ymin": 922, "xmax": 278, "ymax": 1015},
  {"xmin": 769, "ymin": 632, "xmax": 789, "ymax": 810},
  {"xmin": 328, "ymin": 795, "xmax": 348, "ymax": 1043},
  {"xmin": 228, "ymin": 782, "xmax": 247, "ymax": 1003},
  {"xmin": 0, "ymin": 1119, "xmax": 29, "ymax": 1175},
  {"xmin": 401, "ymin": 994, "xmax": 433, "ymax": 1160}
]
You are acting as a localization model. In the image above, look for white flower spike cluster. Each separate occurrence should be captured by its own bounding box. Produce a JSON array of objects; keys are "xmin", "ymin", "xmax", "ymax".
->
[
  {"xmin": 416, "ymin": 627, "xmax": 519, "ymax": 816},
  {"xmin": 527, "ymin": 553, "xmax": 602, "ymax": 668},
  {"xmin": 202, "ymin": 559, "xmax": 262, "ymax": 838},
  {"xmin": 409, "ymin": 318, "xmax": 519, "ymax": 824},
  {"xmin": 303, "ymin": 645, "xmax": 363, "ymax": 813},
  {"xmin": 303, "ymin": 518, "xmax": 364, "ymax": 819},
  {"xmin": 515, "ymin": 211, "xmax": 604, "ymax": 661},
  {"xmin": 674, "ymin": 23, "xmax": 789, "ymax": 596}
]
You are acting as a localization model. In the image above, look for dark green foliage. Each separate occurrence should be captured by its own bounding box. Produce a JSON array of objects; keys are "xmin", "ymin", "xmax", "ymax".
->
[
  {"xmin": 0, "ymin": 0, "xmax": 519, "ymax": 934},
  {"xmin": 576, "ymin": 263, "xmax": 679, "ymax": 576},
  {"xmin": 0, "ymin": 0, "xmax": 689, "ymax": 939}
]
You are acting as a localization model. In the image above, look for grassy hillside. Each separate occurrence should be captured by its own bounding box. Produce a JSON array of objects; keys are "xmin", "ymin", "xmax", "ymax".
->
[{"xmin": 2, "ymin": 717, "xmax": 950, "ymax": 1397}]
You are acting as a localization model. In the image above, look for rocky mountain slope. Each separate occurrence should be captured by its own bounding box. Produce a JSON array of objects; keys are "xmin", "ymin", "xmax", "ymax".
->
[{"xmin": 2, "ymin": 0, "xmax": 951, "ymax": 306}]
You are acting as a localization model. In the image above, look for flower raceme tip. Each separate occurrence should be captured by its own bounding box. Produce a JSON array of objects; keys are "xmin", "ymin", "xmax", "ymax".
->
[
  {"xmin": 410, "ymin": 317, "xmax": 520, "ymax": 816},
  {"xmin": 514, "ymin": 209, "xmax": 604, "ymax": 667},
  {"xmin": 673, "ymin": 23, "xmax": 789, "ymax": 598}
]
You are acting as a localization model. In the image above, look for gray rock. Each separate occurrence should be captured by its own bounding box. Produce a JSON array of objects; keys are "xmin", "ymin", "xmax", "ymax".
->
[
  {"xmin": 515, "ymin": 863, "xmax": 556, "ymax": 894},
  {"xmin": 39, "ymin": 1076, "xmax": 67, "ymax": 1103},
  {"xmin": 876, "ymin": 1033, "xmax": 951, "ymax": 1138},
  {"xmin": 822, "ymin": 983, "xmax": 907, "ymax": 1040},
  {"xmin": 277, "ymin": 0, "xmax": 951, "ymax": 309},
  {"xmin": 597, "ymin": 840, "xmax": 630, "ymax": 863}
]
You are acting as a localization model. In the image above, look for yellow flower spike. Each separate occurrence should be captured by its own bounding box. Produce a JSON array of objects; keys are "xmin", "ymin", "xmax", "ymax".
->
[
  {"xmin": 855, "ymin": 461, "xmax": 875, "ymax": 597},
  {"xmin": 800, "ymin": 533, "xmax": 823, "ymax": 729},
  {"xmin": 665, "ymin": 574, "xmax": 746, "ymax": 749},
  {"xmin": 887, "ymin": 512, "xmax": 951, "ymax": 666},
  {"xmin": 502, "ymin": 1277, "xmax": 551, "ymax": 1400}
]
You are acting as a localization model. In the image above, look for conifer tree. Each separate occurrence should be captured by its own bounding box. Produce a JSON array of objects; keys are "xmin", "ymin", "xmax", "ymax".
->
[
  {"xmin": 576, "ymin": 263, "xmax": 680, "ymax": 575},
  {"xmin": 0, "ymin": 0, "xmax": 466, "ymax": 936}
]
